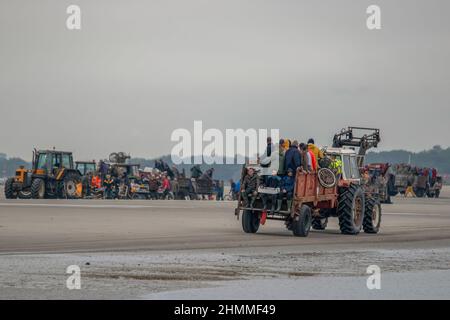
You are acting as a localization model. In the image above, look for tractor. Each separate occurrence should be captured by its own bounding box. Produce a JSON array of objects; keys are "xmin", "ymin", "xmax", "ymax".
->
[
  {"xmin": 234, "ymin": 127, "xmax": 382, "ymax": 237},
  {"xmin": 364, "ymin": 163, "xmax": 396, "ymax": 204},
  {"xmin": 4, "ymin": 149, "xmax": 83, "ymax": 199}
]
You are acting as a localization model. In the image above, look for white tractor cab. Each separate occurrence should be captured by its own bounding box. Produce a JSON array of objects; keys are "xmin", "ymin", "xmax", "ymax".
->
[{"xmin": 322, "ymin": 147, "xmax": 362, "ymax": 184}]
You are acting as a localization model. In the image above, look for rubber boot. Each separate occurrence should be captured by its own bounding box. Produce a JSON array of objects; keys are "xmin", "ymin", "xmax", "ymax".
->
[
  {"xmin": 262, "ymin": 196, "xmax": 268, "ymax": 210},
  {"xmin": 286, "ymin": 200, "xmax": 292, "ymax": 211},
  {"xmin": 242, "ymin": 193, "xmax": 249, "ymax": 207},
  {"xmin": 276, "ymin": 199, "xmax": 282, "ymax": 212},
  {"xmin": 249, "ymin": 196, "xmax": 256, "ymax": 209}
]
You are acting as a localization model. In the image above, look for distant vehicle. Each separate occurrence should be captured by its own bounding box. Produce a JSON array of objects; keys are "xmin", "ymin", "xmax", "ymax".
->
[
  {"xmin": 75, "ymin": 161, "xmax": 97, "ymax": 176},
  {"xmin": 4, "ymin": 149, "xmax": 82, "ymax": 199},
  {"xmin": 365, "ymin": 163, "xmax": 396, "ymax": 204}
]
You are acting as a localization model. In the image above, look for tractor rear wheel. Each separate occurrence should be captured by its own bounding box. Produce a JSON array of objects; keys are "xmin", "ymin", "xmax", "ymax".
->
[
  {"xmin": 31, "ymin": 178, "xmax": 45, "ymax": 199},
  {"xmin": 63, "ymin": 172, "xmax": 82, "ymax": 199},
  {"xmin": 242, "ymin": 210, "xmax": 260, "ymax": 233},
  {"xmin": 292, "ymin": 205, "xmax": 312, "ymax": 237},
  {"xmin": 337, "ymin": 184, "xmax": 365, "ymax": 235},
  {"xmin": 4, "ymin": 178, "xmax": 16, "ymax": 199},
  {"xmin": 363, "ymin": 198, "xmax": 381, "ymax": 234}
]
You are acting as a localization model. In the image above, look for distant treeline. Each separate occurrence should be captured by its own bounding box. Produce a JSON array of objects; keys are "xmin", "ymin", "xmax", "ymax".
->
[{"xmin": 1, "ymin": 146, "xmax": 449, "ymax": 182}]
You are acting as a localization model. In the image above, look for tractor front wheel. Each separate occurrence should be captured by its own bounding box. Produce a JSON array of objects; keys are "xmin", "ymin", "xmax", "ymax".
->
[
  {"xmin": 18, "ymin": 189, "xmax": 32, "ymax": 199},
  {"xmin": 4, "ymin": 178, "xmax": 16, "ymax": 199},
  {"xmin": 363, "ymin": 198, "xmax": 382, "ymax": 234}
]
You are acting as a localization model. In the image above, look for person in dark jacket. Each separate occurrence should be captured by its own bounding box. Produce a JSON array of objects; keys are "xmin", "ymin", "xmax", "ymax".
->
[
  {"xmin": 241, "ymin": 167, "xmax": 259, "ymax": 208},
  {"xmin": 279, "ymin": 168, "xmax": 295, "ymax": 211},
  {"xmin": 190, "ymin": 165, "xmax": 203, "ymax": 179},
  {"xmin": 284, "ymin": 140, "xmax": 302, "ymax": 174},
  {"xmin": 263, "ymin": 170, "xmax": 281, "ymax": 212},
  {"xmin": 103, "ymin": 174, "xmax": 115, "ymax": 199}
]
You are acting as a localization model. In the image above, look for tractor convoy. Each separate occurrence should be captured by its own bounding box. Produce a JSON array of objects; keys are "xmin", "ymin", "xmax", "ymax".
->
[{"xmin": 4, "ymin": 150, "xmax": 219, "ymax": 200}]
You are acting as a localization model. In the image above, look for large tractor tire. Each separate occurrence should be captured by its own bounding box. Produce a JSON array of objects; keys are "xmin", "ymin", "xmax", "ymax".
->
[
  {"xmin": 63, "ymin": 172, "xmax": 82, "ymax": 199},
  {"xmin": 292, "ymin": 205, "xmax": 312, "ymax": 237},
  {"xmin": 18, "ymin": 189, "xmax": 32, "ymax": 199},
  {"xmin": 363, "ymin": 198, "xmax": 381, "ymax": 234},
  {"xmin": 31, "ymin": 178, "xmax": 46, "ymax": 199},
  {"xmin": 337, "ymin": 184, "xmax": 365, "ymax": 235},
  {"xmin": 4, "ymin": 178, "xmax": 16, "ymax": 199},
  {"xmin": 242, "ymin": 210, "xmax": 260, "ymax": 233}
]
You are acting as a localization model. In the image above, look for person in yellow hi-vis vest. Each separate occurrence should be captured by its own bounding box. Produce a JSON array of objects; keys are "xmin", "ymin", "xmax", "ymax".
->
[{"xmin": 330, "ymin": 156, "xmax": 342, "ymax": 176}]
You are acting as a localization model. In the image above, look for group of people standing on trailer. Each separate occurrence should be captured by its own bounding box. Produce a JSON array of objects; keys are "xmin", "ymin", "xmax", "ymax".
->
[{"xmin": 240, "ymin": 137, "xmax": 331, "ymax": 212}]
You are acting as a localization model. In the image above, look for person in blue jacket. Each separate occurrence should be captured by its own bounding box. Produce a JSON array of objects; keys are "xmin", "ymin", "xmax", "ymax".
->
[
  {"xmin": 284, "ymin": 140, "xmax": 302, "ymax": 174},
  {"xmin": 278, "ymin": 168, "xmax": 295, "ymax": 211},
  {"xmin": 262, "ymin": 170, "xmax": 281, "ymax": 212}
]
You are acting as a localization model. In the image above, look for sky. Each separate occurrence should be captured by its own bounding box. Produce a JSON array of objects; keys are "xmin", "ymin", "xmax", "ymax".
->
[{"xmin": 1, "ymin": 0, "xmax": 449, "ymax": 160}]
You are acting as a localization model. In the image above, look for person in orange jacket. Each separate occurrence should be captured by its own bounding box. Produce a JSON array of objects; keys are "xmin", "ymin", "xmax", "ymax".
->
[
  {"xmin": 91, "ymin": 175, "xmax": 101, "ymax": 190},
  {"xmin": 307, "ymin": 138, "xmax": 324, "ymax": 167}
]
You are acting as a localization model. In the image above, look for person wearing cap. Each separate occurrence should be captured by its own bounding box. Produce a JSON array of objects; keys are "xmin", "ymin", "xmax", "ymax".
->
[
  {"xmin": 284, "ymin": 140, "xmax": 302, "ymax": 174},
  {"xmin": 307, "ymin": 138, "xmax": 324, "ymax": 167},
  {"xmin": 279, "ymin": 168, "xmax": 295, "ymax": 211}
]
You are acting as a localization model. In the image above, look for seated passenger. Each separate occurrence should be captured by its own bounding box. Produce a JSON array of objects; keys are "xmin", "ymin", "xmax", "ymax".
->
[
  {"xmin": 279, "ymin": 168, "xmax": 295, "ymax": 211},
  {"xmin": 262, "ymin": 170, "xmax": 281, "ymax": 212},
  {"xmin": 241, "ymin": 167, "xmax": 259, "ymax": 208}
]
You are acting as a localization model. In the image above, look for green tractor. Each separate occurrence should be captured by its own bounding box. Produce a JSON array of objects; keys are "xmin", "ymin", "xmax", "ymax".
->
[{"xmin": 4, "ymin": 149, "xmax": 83, "ymax": 199}]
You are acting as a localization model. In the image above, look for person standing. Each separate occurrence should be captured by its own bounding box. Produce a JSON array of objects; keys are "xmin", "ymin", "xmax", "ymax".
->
[{"xmin": 284, "ymin": 140, "xmax": 302, "ymax": 174}]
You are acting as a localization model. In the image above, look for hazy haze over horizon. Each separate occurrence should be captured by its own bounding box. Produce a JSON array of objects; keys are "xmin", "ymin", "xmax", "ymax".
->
[{"xmin": 1, "ymin": 0, "xmax": 449, "ymax": 160}]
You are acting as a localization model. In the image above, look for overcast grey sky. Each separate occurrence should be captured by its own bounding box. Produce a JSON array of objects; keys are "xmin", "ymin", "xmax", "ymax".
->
[{"xmin": 1, "ymin": 0, "xmax": 449, "ymax": 160}]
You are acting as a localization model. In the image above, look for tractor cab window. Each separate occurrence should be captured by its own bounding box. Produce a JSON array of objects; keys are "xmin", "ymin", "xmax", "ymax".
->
[
  {"xmin": 36, "ymin": 154, "xmax": 48, "ymax": 170},
  {"xmin": 61, "ymin": 154, "xmax": 71, "ymax": 168},
  {"xmin": 349, "ymin": 156, "xmax": 361, "ymax": 179},
  {"xmin": 76, "ymin": 163, "xmax": 86, "ymax": 175},
  {"xmin": 342, "ymin": 155, "xmax": 351, "ymax": 179},
  {"xmin": 85, "ymin": 163, "xmax": 96, "ymax": 174},
  {"xmin": 51, "ymin": 154, "xmax": 62, "ymax": 169}
]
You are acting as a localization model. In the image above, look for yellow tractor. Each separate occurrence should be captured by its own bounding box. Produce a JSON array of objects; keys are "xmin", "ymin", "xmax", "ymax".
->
[{"xmin": 4, "ymin": 149, "xmax": 83, "ymax": 199}]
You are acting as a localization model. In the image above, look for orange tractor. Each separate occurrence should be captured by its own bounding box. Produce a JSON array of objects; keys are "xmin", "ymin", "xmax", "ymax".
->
[{"xmin": 4, "ymin": 149, "xmax": 83, "ymax": 199}]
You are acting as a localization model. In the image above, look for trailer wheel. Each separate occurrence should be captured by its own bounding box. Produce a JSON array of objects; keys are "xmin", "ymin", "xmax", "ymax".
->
[
  {"xmin": 363, "ymin": 198, "xmax": 381, "ymax": 234},
  {"xmin": 292, "ymin": 205, "xmax": 312, "ymax": 237},
  {"xmin": 4, "ymin": 178, "xmax": 16, "ymax": 199},
  {"xmin": 337, "ymin": 184, "xmax": 365, "ymax": 235},
  {"xmin": 242, "ymin": 210, "xmax": 260, "ymax": 233},
  {"xmin": 31, "ymin": 178, "xmax": 45, "ymax": 199}
]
